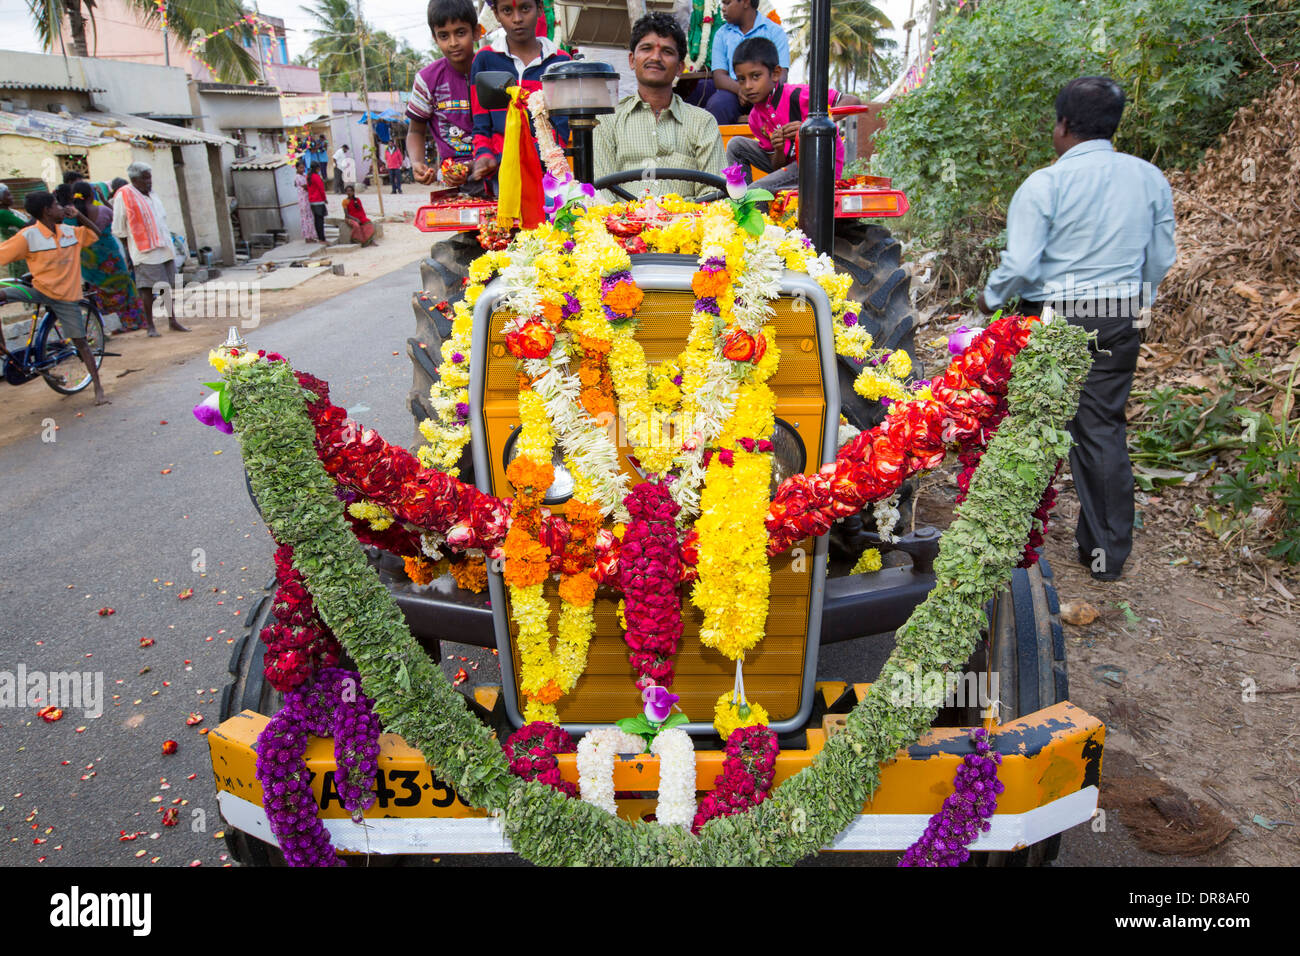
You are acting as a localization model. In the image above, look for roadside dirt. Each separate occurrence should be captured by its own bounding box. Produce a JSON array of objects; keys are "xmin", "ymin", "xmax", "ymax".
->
[
  {"xmin": 914, "ymin": 320, "xmax": 1300, "ymax": 867},
  {"xmin": 0, "ymin": 192, "xmax": 445, "ymax": 449}
]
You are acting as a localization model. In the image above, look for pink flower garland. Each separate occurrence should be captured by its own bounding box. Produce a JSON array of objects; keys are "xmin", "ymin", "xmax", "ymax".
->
[
  {"xmin": 618, "ymin": 482, "xmax": 685, "ymax": 689},
  {"xmin": 503, "ymin": 721, "xmax": 578, "ymax": 797},
  {"xmin": 691, "ymin": 725, "xmax": 779, "ymax": 833}
]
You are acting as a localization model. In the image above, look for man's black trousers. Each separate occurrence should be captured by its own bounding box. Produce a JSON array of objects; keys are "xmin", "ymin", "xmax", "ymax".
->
[{"xmin": 1020, "ymin": 301, "xmax": 1142, "ymax": 577}]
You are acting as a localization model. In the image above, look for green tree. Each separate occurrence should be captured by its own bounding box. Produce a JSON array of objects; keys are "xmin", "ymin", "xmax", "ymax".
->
[
  {"xmin": 26, "ymin": 0, "xmax": 261, "ymax": 83},
  {"xmin": 789, "ymin": 0, "xmax": 897, "ymax": 93},
  {"xmin": 299, "ymin": 0, "xmax": 428, "ymax": 93}
]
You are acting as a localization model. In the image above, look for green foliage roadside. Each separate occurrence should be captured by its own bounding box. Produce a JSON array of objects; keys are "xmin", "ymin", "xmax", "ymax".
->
[{"xmin": 873, "ymin": 0, "xmax": 1300, "ymax": 301}]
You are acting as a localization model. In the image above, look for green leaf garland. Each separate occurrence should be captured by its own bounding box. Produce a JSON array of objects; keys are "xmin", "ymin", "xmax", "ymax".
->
[{"xmin": 223, "ymin": 316, "xmax": 1090, "ymax": 865}]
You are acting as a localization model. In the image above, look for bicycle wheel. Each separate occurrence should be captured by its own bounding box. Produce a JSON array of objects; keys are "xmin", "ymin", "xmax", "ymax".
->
[{"xmin": 38, "ymin": 304, "xmax": 105, "ymax": 395}]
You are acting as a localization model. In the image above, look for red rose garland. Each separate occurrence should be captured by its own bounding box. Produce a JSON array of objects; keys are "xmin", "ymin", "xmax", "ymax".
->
[
  {"xmin": 261, "ymin": 543, "xmax": 342, "ymax": 692},
  {"xmin": 764, "ymin": 316, "xmax": 1038, "ymax": 555},
  {"xmin": 618, "ymin": 482, "xmax": 685, "ymax": 689},
  {"xmin": 691, "ymin": 725, "xmax": 779, "ymax": 833},
  {"xmin": 503, "ymin": 721, "xmax": 578, "ymax": 797}
]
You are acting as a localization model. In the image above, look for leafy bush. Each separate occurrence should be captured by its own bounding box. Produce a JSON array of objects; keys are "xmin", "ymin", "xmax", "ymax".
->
[{"xmin": 873, "ymin": 0, "xmax": 1300, "ymax": 298}]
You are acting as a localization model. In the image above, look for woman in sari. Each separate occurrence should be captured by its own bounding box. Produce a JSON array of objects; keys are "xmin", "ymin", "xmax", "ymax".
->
[
  {"xmin": 295, "ymin": 159, "xmax": 321, "ymax": 242},
  {"xmin": 342, "ymin": 185, "xmax": 376, "ymax": 246},
  {"xmin": 68, "ymin": 181, "xmax": 146, "ymax": 332}
]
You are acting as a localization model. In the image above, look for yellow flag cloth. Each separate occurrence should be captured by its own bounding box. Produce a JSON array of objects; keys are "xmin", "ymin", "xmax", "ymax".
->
[{"xmin": 496, "ymin": 86, "xmax": 524, "ymax": 227}]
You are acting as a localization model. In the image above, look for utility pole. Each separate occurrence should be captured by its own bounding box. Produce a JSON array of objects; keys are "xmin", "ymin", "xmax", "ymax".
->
[
  {"xmin": 354, "ymin": 0, "xmax": 385, "ymax": 218},
  {"xmin": 253, "ymin": 1, "xmax": 268, "ymax": 84}
]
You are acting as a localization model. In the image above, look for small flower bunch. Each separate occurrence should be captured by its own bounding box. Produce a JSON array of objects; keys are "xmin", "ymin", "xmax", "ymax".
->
[
  {"xmin": 617, "ymin": 482, "xmax": 684, "ymax": 688},
  {"xmin": 503, "ymin": 721, "xmax": 578, "ymax": 798},
  {"xmin": 692, "ymin": 725, "xmax": 778, "ymax": 833},
  {"xmin": 254, "ymin": 668, "xmax": 381, "ymax": 866},
  {"xmin": 260, "ymin": 544, "xmax": 341, "ymax": 692},
  {"xmin": 899, "ymin": 728, "xmax": 1004, "ymax": 866}
]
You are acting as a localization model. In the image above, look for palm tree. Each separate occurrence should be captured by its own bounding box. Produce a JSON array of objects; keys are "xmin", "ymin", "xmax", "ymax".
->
[
  {"xmin": 299, "ymin": 0, "xmax": 429, "ymax": 93},
  {"xmin": 789, "ymin": 0, "xmax": 897, "ymax": 94},
  {"xmin": 26, "ymin": 0, "xmax": 261, "ymax": 83}
]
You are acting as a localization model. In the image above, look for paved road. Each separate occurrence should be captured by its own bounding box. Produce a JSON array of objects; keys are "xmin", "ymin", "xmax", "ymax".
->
[
  {"xmin": 0, "ymin": 262, "xmax": 422, "ymax": 867},
  {"xmin": 0, "ymin": 258, "xmax": 1175, "ymax": 868}
]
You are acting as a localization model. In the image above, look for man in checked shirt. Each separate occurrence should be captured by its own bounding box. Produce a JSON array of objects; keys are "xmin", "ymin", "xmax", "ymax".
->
[
  {"xmin": 593, "ymin": 12, "xmax": 725, "ymax": 203},
  {"xmin": 978, "ymin": 77, "xmax": 1177, "ymax": 582}
]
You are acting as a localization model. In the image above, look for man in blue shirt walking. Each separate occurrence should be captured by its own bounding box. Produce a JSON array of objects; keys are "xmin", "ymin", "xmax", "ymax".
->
[{"xmin": 979, "ymin": 76, "xmax": 1176, "ymax": 582}]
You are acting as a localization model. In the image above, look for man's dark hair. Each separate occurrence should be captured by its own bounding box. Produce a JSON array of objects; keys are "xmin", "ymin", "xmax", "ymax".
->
[
  {"xmin": 732, "ymin": 36, "xmax": 779, "ymax": 74},
  {"xmin": 428, "ymin": 0, "xmax": 477, "ymax": 32},
  {"xmin": 53, "ymin": 183, "xmax": 73, "ymax": 206},
  {"xmin": 62, "ymin": 170, "xmax": 82, "ymax": 185},
  {"xmin": 110, "ymin": 177, "xmax": 128, "ymax": 195},
  {"xmin": 1055, "ymin": 76, "xmax": 1125, "ymax": 140},
  {"xmin": 630, "ymin": 12, "xmax": 687, "ymax": 60},
  {"xmin": 25, "ymin": 190, "xmax": 55, "ymax": 219}
]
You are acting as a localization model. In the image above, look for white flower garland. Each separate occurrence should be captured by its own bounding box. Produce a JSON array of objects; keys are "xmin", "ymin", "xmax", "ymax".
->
[
  {"xmin": 873, "ymin": 491, "xmax": 902, "ymax": 543},
  {"xmin": 650, "ymin": 728, "xmax": 697, "ymax": 828},
  {"xmin": 576, "ymin": 728, "xmax": 646, "ymax": 816},
  {"xmin": 576, "ymin": 727, "xmax": 697, "ymax": 826}
]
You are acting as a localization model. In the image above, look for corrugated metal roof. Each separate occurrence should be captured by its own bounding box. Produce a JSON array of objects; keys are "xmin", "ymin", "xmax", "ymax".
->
[
  {"xmin": 0, "ymin": 80, "xmax": 104, "ymax": 93},
  {"xmin": 196, "ymin": 82, "xmax": 281, "ymax": 97},
  {"xmin": 0, "ymin": 107, "xmax": 237, "ymax": 149},
  {"xmin": 231, "ymin": 154, "xmax": 290, "ymax": 170}
]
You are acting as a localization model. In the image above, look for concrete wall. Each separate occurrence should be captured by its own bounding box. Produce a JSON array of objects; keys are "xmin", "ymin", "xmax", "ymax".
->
[
  {"xmin": 180, "ymin": 143, "xmax": 222, "ymax": 253},
  {"xmin": 81, "ymin": 59, "xmax": 193, "ymax": 117},
  {"xmin": 266, "ymin": 63, "xmax": 323, "ymax": 95},
  {"xmin": 196, "ymin": 92, "xmax": 284, "ymax": 134}
]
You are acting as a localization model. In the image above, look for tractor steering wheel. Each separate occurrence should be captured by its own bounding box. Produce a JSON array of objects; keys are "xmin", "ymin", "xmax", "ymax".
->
[{"xmin": 591, "ymin": 167, "xmax": 729, "ymax": 203}]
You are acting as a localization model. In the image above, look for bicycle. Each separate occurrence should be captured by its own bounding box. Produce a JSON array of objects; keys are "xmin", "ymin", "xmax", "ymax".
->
[{"xmin": 0, "ymin": 274, "xmax": 107, "ymax": 395}]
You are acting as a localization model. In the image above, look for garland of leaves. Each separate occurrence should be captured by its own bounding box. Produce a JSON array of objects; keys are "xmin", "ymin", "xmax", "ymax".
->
[{"xmin": 225, "ymin": 315, "xmax": 1089, "ymax": 865}]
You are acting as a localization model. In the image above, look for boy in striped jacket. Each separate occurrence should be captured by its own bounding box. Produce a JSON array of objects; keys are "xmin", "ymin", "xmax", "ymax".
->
[{"xmin": 468, "ymin": 0, "xmax": 571, "ymax": 191}]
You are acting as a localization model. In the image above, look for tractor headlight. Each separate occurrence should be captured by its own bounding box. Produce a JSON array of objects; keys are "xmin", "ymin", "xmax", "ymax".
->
[
  {"xmin": 769, "ymin": 418, "xmax": 807, "ymax": 498},
  {"xmin": 502, "ymin": 426, "xmax": 575, "ymax": 505}
]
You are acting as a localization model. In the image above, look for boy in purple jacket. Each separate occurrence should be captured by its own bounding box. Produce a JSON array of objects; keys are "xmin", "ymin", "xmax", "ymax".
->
[{"xmin": 407, "ymin": 0, "xmax": 480, "ymax": 192}]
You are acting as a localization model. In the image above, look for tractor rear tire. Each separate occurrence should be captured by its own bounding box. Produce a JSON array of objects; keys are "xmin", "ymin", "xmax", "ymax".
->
[
  {"xmin": 831, "ymin": 222, "xmax": 921, "ymax": 433},
  {"xmin": 965, "ymin": 557, "xmax": 1068, "ymax": 867},
  {"xmin": 408, "ymin": 232, "xmax": 482, "ymax": 452},
  {"xmin": 218, "ymin": 580, "xmax": 286, "ymax": 866}
]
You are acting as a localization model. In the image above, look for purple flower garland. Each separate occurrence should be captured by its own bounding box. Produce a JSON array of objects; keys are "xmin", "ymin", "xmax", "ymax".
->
[
  {"xmin": 899, "ymin": 728, "xmax": 1004, "ymax": 866},
  {"xmin": 254, "ymin": 667, "xmax": 381, "ymax": 867}
]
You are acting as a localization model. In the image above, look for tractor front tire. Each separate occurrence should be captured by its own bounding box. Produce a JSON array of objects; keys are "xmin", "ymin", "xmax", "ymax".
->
[
  {"xmin": 966, "ymin": 557, "xmax": 1068, "ymax": 866},
  {"xmin": 832, "ymin": 222, "xmax": 920, "ymax": 433},
  {"xmin": 218, "ymin": 581, "xmax": 286, "ymax": 866},
  {"xmin": 408, "ymin": 232, "xmax": 482, "ymax": 450}
]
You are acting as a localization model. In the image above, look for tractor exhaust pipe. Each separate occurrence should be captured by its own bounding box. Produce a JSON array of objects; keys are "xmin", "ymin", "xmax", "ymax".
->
[{"xmin": 797, "ymin": 0, "xmax": 836, "ymax": 254}]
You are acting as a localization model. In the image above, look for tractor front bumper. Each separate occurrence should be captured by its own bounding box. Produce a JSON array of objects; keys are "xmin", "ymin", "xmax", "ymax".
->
[{"xmin": 209, "ymin": 683, "xmax": 1104, "ymax": 856}]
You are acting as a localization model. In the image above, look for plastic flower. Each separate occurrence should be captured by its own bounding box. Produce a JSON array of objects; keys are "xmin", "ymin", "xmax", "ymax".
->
[
  {"xmin": 642, "ymin": 684, "xmax": 680, "ymax": 723},
  {"xmin": 948, "ymin": 324, "xmax": 984, "ymax": 355},
  {"xmin": 722, "ymin": 163, "xmax": 748, "ymax": 201},
  {"xmin": 193, "ymin": 391, "xmax": 233, "ymax": 434}
]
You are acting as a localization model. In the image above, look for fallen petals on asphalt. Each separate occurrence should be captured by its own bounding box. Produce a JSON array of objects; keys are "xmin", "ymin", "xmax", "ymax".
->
[
  {"xmin": 97, "ymin": 607, "xmax": 115, "ymax": 617},
  {"xmin": 161, "ymin": 740, "xmax": 178, "ymax": 755},
  {"xmin": 178, "ymin": 588, "xmax": 194, "ymax": 600},
  {"xmin": 185, "ymin": 713, "xmax": 203, "ymax": 726},
  {"xmin": 161, "ymin": 808, "xmax": 180, "ymax": 827},
  {"xmin": 37, "ymin": 707, "xmax": 63, "ymax": 723},
  {"xmin": 453, "ymin": 668, "xmax": 468, "ymax": 687},
  {"xmin": 139, "ymin": 638, "xmax": 154, "ymax": 648},
  {"xmin": 160, "ymin": 469, "xmax": 172, "ymax": 475}
]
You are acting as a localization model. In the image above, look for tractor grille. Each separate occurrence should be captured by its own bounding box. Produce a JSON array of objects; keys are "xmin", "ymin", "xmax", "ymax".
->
[{"xmin": 480, "ymin": 284, "xmax": 828, "ymax": 726}]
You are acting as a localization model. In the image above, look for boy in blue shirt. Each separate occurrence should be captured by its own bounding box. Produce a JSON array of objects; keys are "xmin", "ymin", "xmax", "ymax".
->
[{"xmin": 690, "ymin": 0, "xmax": 789, "ymax": 126}]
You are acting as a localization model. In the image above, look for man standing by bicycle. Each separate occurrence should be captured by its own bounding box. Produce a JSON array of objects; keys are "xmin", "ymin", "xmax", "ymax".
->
[{"xmin": 0, "ymin": 190, "xmax": 108, "ymax": 404}]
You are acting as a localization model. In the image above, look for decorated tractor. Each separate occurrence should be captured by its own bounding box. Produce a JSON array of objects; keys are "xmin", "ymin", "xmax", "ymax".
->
[{"xmin": 208, "ymin": 0, "xmax": 1104, "ymax": 866}]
